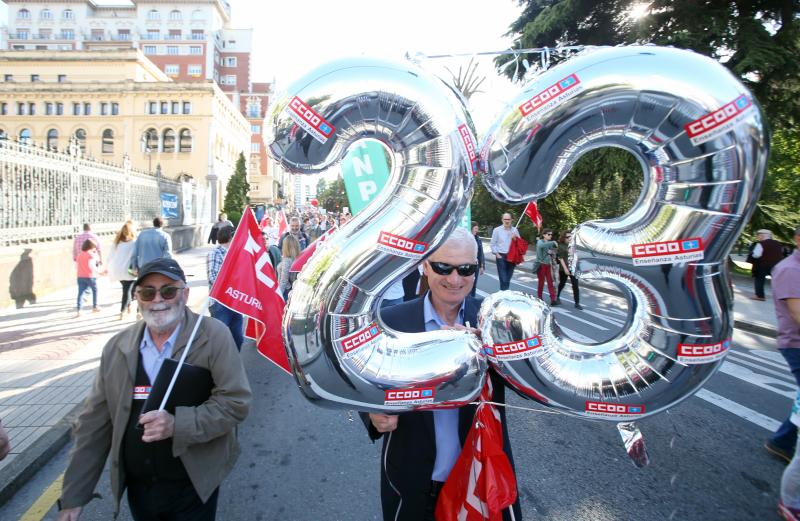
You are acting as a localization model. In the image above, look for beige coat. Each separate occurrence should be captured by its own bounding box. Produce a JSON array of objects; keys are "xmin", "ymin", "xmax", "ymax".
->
[{"xmin": 59, "ymin": 308, "xmax": 252, "ymax": 515}]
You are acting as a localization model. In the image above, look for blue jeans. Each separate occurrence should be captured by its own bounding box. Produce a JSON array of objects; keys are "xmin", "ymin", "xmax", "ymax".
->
[
  {"xmin": 77, "ymin": 277, "xmax": 97, "ymax": 310},
  {"xmin": 771, "ymin": 348, "xmax": 800, "ymax": 452},
  {"xmin": 210, "ymin": 302, "xmax": 244, "ymax": 351},
  {"xmin": 495, "ymin": 255, "xmax": 516, "ymax": 291}
]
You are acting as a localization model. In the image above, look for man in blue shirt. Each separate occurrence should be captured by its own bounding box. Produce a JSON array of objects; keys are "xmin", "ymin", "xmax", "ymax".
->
[
  {"xmin": 365, "ymin": 228, "xmax": 521, "ymax": 521},
  {"xmin": 131, "ymin": 217, "xmax": 173, "ymax": 273}
]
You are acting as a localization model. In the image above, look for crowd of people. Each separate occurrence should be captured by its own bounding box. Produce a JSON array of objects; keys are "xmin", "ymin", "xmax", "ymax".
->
[{"xmin": 43, "ymin": 208, "xmax": 800, "ymax": 520}]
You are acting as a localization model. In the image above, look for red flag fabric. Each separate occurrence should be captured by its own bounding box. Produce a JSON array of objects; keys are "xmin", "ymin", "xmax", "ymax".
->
[
  {"xmin": 258, "ymin": 215, "xmax": 271, "ymax": 230},
  {"xmin": 289, "ymin": 227, "xmax": 336, "ymax": 273},
  {"xmin": 276, "ymin": 210, "xmax": 288, "ymax": 238},
  {"xmin": 209, "ymin": 208, "xmax": 290, "ymax": 374},
  {"xmin": 435, "ymin": 379, "xmax": 517, "ymax": 521},
  {"xmin": 524, "ymin": 202, "xmax": 542, "ymax": 230}
]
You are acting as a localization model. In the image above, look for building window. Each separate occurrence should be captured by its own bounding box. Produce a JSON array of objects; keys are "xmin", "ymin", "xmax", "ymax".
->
[
  {"xmin": 223, "ymin": 75, "xmax": 236, "ymax": 86},
  {"xmin": 40, "ymin": 8, "xmax": 52, "ymax": 20},
  {"xmin": 160, "ymin": 102, "xmax": 168, "ymax": 115},
  {"xmin": 147, "ymin": 9, "xmax": 160, "ymax": 20},
  {"xmin": 19, "ymin": 128, "xmax": 32, "ymax": 144},
  {"xmin": 38, "ymin": 29, "xmax": 52, "ymax": 40},
  {"xmin": 224, "ymin": 57, "xmax": 237, "ymax": 67},
  {"xmin": 143, "ymin": 128, "xmax": 158, "ymax": 151},
  {"xmin": 146, "ymin": 30, "xmax": 159, "ymax": 40},
  {"xmin": 190, "ymin": 46, "xmax": 202, "ymax": 55},
  {"xmin": 0, "ymin": 129, "xmax": 6, "ymax": 139},
  {"xmin": 251, "ymin": 142, "xmax": 260, "ymax": 153},
  {"xmin": 45, "ymin": 102, "xmax": 54, "ymax": 115},
  {"xmin": 91, "ymin": 29, "xmax": 103, "ymax": 41},
  {"xmin": 247, "ymin": 100, "xmax": 260, "ymax": 118},
  {"xmin": 74, "ymin": 128, "xmax": 86, "ymax": 154},
  {"xmin": 179, "ymin": 129, "xmax": 192, "ymax": 152},
  {"xmin": 168, "ymin": 29, "xmax": 181, "ymax": 40},
  {"xmin": 167, "ymin": 46, "xmax": 178, "ymax": 55},
  {"xmin": 73, "ymin": 102, "xmax": 80, "ymax": 116},
  {"xmin": 63, "ymin": 9, "xmax": 73, "ymax": 20},
  {"xmin": 251, "ymin": 124, "xmax": 261, "ymax": 134},
  {"xmin": 117, "ymin": 29, "xmax": 130, "ymax": 41},
  {"xmin": 182, "ymin": 102, "xmax": 191, "ymax": 114},
  {"xmin": 162, "ymin": 129, "xmax": 175, "ymax": 152},
  {"xmin": 28, "ymin": 102, "xmax": 36, "ymax": 115},
  {"xmin": 17, "ymin": 30, "xmax": 29, "ymax": 40},
  {"xmin": 47, "ymin": 128, "xmax": 58, "ymax": 150},
  {"xmin": 143, "ymin": 45, "xmax": 156, "ymax": 55},
  {"xmin": 58, "ymin": 74, "xmax": 66, "ymax": 82},
  {"xmin": 165, "ymin": 64, "xmax": 179, "ymax": 75},
  {"xmin": 148, "ymin": 101, "xmax": 158, "ymax": 114},
  {"xmin": 102, "ymin": 129, "xmax": 114, "ymax": 154},
  {"xmin": 171, "ymin": 101, "xmax": 179, "ymax": 114},
  {"xmin": 192, "ymin": 9, "xmax": 204, "ymax": 20},
  {"xmin": 56, "ymin": 102, "xmax": 63, "ymax": 115},
  {"xmin": 111, "ymin": 103, "xmax": 118, "ymax": 115},
  {"xmin": 17, "ymin": 102, "xmax": 26, "ymax": 115},
  {"xmin": 0, "ymin": 103, "xmax": 7, "ymax": 115},
  {"xmin": 83, "ymin": 103, "xmax": 91, "ymax": 115},
  {"xmin": 169, "ymin": 10, "xmax": 182, "ymax": 21},
  {"xmin": 17, "ymin": 9, "xmax": 31, "ymax": 19},
  {"xmin": 191, "ymin": 30, "xmax": 204, "ymax": 40},
  {"xmin": 4, "ymin": 74, "xmax": 12, "ymax": 82},
  {"xmin": 31, "ymin": 74, "xmax": 40, "ymax": 82},
  {"xmin": 61, "ymin": 29, "xmax": 74, "ymax": 40},
  {"xmin": 100, "ymin": 102, "xmax": 108, "ymax": 116},
  {"xmin": 187, "ymin": 65, "xmax": 201, "ymax": 76}
]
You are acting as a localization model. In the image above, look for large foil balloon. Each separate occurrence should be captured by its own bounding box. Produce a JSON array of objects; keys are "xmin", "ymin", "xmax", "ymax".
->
[
  {"xmin": 268, "ymin": 58, "xmax": 484, "ymax": 412},
  {"xmin": 479, "ymin": 46, "xmax": 768, "ymax": 421}
]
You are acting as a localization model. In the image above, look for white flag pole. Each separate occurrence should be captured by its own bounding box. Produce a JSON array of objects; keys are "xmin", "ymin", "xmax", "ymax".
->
[{"xmin": 158, "ymin": 296, "xmax": 211, "ymax": 412}]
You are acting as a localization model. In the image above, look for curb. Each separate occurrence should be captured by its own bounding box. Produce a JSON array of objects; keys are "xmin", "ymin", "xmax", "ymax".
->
[{"xmin": 0, "ymin": 402, "xmax": 82, "ymax": 508}]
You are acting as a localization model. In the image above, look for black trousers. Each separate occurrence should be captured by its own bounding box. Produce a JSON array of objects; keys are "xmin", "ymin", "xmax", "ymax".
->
[
  {"xmin": 127, "ymin": 480, "xmax": 218, "ymax": 521},
  {"xmin": 120, "ymin": 280, "xmax": 135, "ymax": 312},
  {"xmin": 557, "ymin": 269, "xmax": 580, "ymax": 305}
]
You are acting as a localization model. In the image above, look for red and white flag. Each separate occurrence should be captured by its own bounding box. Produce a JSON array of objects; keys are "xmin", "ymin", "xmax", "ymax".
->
[
  {"xmin": 524, "ymin": 201, "xmax": 542, "ymax": 230},
  {"xmin": 258, "ymin": 214, "xmax": 271, "ymax": 230},
  {"xmin": 275, "ymin": 209, "xmax": 288, "ymax": 238},
  {"xmin": 435, "ymin": 379, "xmax": 517, "ymax": 521},
  {"xmin": 290, "ymin": 226, "xmax": 336, "ymax": 273},
  {"xmin": 209, "ymin": 208, "xmax": 290, "ymax": 374}
]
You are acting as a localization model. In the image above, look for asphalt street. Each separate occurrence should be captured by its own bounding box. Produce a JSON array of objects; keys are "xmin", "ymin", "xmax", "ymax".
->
[{"xmin": 0, "ymin": 260, "xmax": 788, "ymax": 521}]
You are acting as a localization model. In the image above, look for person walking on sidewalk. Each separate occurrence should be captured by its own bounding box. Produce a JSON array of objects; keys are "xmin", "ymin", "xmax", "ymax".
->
[
  {"xmin": 490, "ymin": 213, "xmax": 520, "ymax": 291},
  {"xmin": 107, "ymin": 221, "xmax": 138, "ymax": 320},
  {"xmin": 765, "ymin": 226, "xmax": 800, "ymax": 464},
  {"xmin": 73, "ymin": 223, "xmax": 103, "ymax": 264},
  {"xmin": 556, "ymin": 230, "xmax": 582, "ymax": 310},
  {"xmin": 470, "ymin": 221, "xmax": 485, "ymax": 297},
  {"xmin": 57, "ymin": 258, "xmax": 252, "ymax": 521},
  {"xmin": 749, "ymin": 229, "xmax": 785, "ymax": 301},
  {"xmin": 207, "ymin": 213, "xmax": 233, "ymax": 245},
  {"xmin": 131, "ymin": 217, "xmax": 172, "ymax": 274},
  {"xmin": 535, "ymin": 229, "xmax": 558, "ymax": 305},
  {"xmin": 207, "ymin": 226, "xmax": 244, "ymax": 350},
  {"xmin": 76, "ymin": 240, "xmax": 102, "ymax": 316}
]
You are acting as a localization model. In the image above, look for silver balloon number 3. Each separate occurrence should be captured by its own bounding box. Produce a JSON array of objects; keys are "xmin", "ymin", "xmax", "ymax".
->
[
  {"xmin": 478, "ymin": 46, "xmax": 768, "ymax": 421},
  {"xmin": 268, "ymin": 58, "xmax": 485, "ymax": 412}
]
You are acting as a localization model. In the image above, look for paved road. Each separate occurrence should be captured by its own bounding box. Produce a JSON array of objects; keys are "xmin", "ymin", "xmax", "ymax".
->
[{"xmin": 0, "ymin": 259, "xmax": 789, "ymax": 520}]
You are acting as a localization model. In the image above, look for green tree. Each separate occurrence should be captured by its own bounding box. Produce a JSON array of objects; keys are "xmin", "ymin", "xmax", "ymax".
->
[
  {"xmin": 316, "ymin": 176, "xmax": 348, "ymax": 212},
  {"xmin": 222, "ymin": 152, "xmax": 250, "ymax": 225},
  {"xmin": 495, "ymin": 0, "xmax": 800, "ymax": 242}
]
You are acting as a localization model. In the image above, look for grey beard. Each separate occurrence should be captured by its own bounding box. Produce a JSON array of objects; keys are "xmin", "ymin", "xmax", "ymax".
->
[{"xmin": 142, "ymin": 299, "xmax": 185, "ymax": 335}]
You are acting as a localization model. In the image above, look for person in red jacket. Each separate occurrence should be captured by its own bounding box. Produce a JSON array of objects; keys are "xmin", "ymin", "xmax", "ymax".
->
[{"xmin": 749, "ymin": 229, "xmax": 785, "ymax": 300}]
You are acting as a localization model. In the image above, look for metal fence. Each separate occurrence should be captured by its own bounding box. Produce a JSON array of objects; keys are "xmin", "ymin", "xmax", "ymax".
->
[{"xmin": 0, "ymin": 138, "xmax": 211, "ymax": 246}]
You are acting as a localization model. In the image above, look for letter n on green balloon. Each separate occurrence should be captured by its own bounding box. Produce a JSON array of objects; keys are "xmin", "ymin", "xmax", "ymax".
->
[{"xmin": 340, "ymin": 140, "xmax": 391, "ymax": 216}]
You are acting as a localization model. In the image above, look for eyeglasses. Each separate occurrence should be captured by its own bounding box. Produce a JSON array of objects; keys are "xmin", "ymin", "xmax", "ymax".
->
[
  {"xmin": 429, "ymin": 262, "xmax": 478, "ymax": 277},
  {"xmin": 136, "ymin": 285, "xmax": 185, "ymax": 302}
]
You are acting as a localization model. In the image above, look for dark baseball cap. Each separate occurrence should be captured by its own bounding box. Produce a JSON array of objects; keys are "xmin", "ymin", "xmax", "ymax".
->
[{"xmin": 134, "ymin": 258, "xmax": 187, "ymax": 288}]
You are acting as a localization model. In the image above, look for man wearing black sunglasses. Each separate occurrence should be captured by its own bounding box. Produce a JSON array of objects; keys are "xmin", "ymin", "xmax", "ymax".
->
[
  {"xmin": 58, "ymin": 258, "xmax": 251, "ymax": 521},
  {"xmin": 366, "ymin": 228, "xmax": 521, "ymax": 521}
]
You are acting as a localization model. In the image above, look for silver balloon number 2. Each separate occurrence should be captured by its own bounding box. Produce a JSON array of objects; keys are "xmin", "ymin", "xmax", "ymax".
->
[
  {"xmin": 268, "ymin": 58, "xmax": 484, "ymax": 412},
  {"xmin": 479, "ymin": 46, "xmax": 768, "ymax": 421}
]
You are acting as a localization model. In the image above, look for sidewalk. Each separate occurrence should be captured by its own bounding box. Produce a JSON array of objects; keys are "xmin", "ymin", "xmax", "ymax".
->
[
  {"xmin": 0, "ymin": 246, "xmax": 214, "ymax": 505},
  {"xmin": 0, "ymin": 244, "xmax": 779, "ymax": 506}
]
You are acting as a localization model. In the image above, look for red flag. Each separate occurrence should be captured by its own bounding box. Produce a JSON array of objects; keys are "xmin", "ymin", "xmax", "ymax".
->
[
  {"xmin": 258, "ymin": 214, "xmax": 271, "ymax": 230},
  {"xmin": 209, "ymin": 208, "xmax": 290, "ymax": 374},
  {"xmin": 524, "ymin": 201, "xmax": 542, "ymax": 230},
  {"xmin": 435, "ymin": 379, "xmax": 517, "ymax": 521},
  {"xmin": 276, "ymin": 210, "xmax": 288, "ymax": 238}
]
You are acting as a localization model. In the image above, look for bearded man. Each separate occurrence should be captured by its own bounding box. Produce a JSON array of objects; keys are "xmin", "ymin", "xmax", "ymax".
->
[{"xmin": 57, "ymin": 258, "xmax": 251, "ymax": 521}]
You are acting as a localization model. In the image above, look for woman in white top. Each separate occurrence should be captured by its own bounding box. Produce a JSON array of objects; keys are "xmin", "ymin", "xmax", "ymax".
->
[
  {"xmin": 107, "ymin": 220, "xmax": 137, "ymax": 320},
  {"xmin": 277, "ymin": 234, "xmax": 301, "ymax": 300}
]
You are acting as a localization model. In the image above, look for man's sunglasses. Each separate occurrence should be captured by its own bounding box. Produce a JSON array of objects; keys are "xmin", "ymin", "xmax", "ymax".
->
[
  {"xmin": 136, "ymin": 285, "xmax": 185, "ymax": 302},
  {"xmin": 429, "ymin": 262, "xmax": 478, "ymax": 277}
]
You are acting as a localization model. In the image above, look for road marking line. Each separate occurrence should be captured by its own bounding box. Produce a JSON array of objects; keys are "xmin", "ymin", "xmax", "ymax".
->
[
  {"xmin": 726, "ymin": 353, "xmax": 795, "ymax": 382},
  {"xmin": 20, "ymin": 472, "xmax": 63, "ymax": 521},
  {"xmin": 557, "ymin": 325, "xmax": 595, "ymax": 344},
  {"xmin": 551, "ymin": 309, "xmax": 609, "ymax": 330},
  {"xmin": 733, "ymin": 350, "xmax": 789, "ymax": 370},
  {"xmin": 694, "ymin": 389, "xmax": 780, "ymax": 431},
  {"xmin": 579, "ymin": 309, "xmax": 625, "ymax": 327},
  {"xmin": 719, "ymin": 361, "xmax": 796, "ymax": 398}
]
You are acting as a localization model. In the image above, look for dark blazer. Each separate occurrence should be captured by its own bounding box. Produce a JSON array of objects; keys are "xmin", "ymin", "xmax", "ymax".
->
[{"xmin": 365, "ymin": 295, "xmax": 522, "ymax": 521}]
